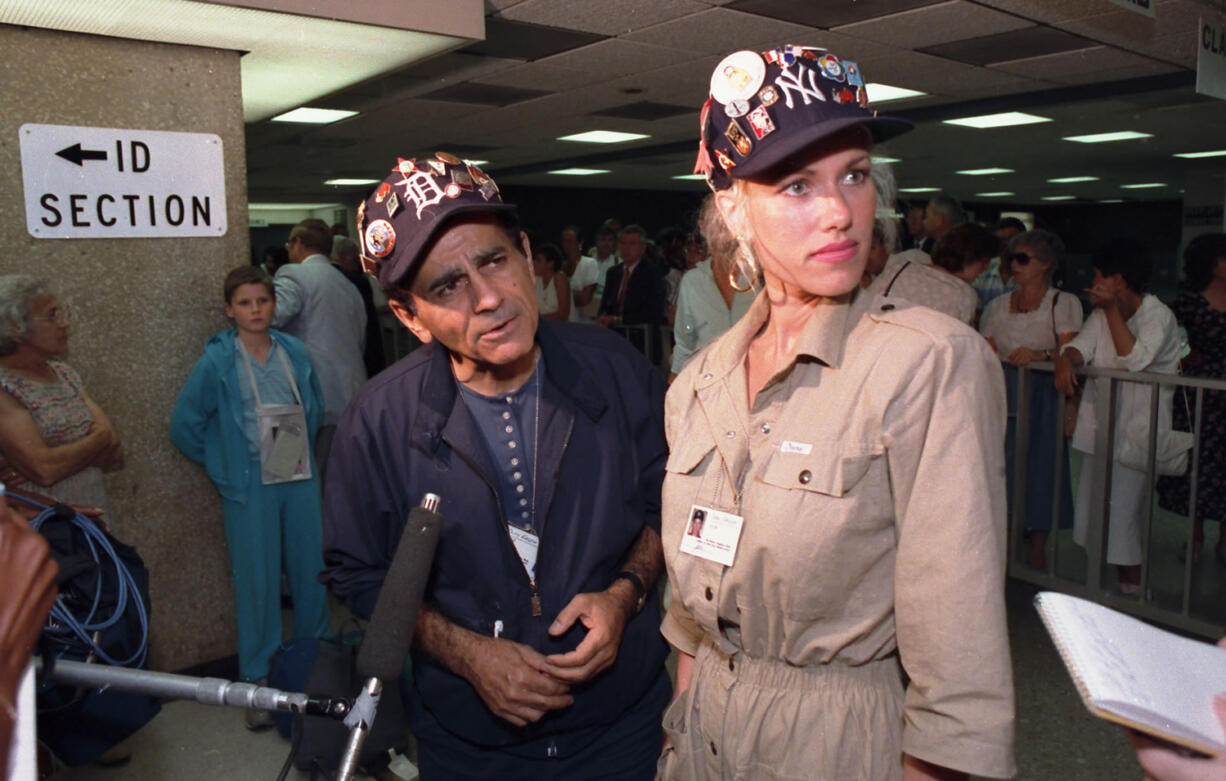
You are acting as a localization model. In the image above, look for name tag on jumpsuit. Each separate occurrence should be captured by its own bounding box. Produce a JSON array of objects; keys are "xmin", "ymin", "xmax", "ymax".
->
[{"xmin": 679, "ymin": 504, "xmax": 744, "ymax": 567}]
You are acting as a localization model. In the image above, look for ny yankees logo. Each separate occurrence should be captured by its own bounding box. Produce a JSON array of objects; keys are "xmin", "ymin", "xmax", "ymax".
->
[
  {"xmin": 394, "ymin": 168, "xmax": 447, "ymax": 218},
  {"xmin": 774, "ymin": 62, "xmax": 826, "ymax": 109}
]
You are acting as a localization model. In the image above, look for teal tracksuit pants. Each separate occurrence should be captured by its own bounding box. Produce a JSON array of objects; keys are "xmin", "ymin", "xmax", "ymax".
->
[{"xmin": 221, "ymin": 465, "xmax": 331, "ymax": 681}]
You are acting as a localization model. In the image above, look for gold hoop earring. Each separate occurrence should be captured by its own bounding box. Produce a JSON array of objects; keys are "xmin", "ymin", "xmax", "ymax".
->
[{"xmin": 729, "ymin": 236, "xmax": 758, "ymax": 293}]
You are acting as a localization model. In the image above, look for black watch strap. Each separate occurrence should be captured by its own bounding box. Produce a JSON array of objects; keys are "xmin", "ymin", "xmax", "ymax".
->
[{"xmin": 612, "ymin": 571, "xmax": 647, "ymax": 613}]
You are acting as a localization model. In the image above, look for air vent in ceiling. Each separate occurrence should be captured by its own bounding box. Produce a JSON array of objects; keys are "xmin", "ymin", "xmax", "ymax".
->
[{"xmin": 592, "ymin": 101, "xmax": 692, "ymax": 121}]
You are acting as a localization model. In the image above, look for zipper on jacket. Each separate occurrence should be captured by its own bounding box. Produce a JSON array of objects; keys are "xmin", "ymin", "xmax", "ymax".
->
[{"xmin": 529, "ymin": 580, "xmax": 542, "ymax": 618}]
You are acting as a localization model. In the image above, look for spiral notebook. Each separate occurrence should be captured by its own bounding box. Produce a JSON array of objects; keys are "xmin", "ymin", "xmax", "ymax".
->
[{"xmin": 1035, "ymin": 591, "xmax": 1226, "ymax": 757}]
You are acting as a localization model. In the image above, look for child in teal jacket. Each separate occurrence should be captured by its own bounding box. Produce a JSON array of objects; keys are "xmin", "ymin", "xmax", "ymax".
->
[{"xmin": 171, "ymin": 266, "xmax": 330, "ymax": 718}]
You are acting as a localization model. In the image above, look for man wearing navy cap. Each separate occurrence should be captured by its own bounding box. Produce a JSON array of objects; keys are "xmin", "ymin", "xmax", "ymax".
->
[{"xmin": 320, "ymin": 154, "xmax": 670, "ymax": 779}]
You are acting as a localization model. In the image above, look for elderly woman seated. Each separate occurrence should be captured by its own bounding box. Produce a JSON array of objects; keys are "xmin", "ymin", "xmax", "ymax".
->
[{"xmin": 0, "ymin": 275, "xmax": 122, "ymax": 516}]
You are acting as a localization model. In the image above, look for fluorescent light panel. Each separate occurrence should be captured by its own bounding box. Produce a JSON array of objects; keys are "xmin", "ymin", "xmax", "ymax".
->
[
  {"xmin": 1047, "ymin": 176, "xmax": 1099, "ymax": 183},
  {"xmin": 462, "ymin": 159, "xmax": 490, "ymax": 167},
  {"xmin": 1099, "ymin": 199, "xmax": 1123, "ymax": 203},
  {"xmin": 0, "ymin": 0, "xmax": 476, "ymax": 122},
  {"xmin": 1121, "ymin": 182, "xmax": 1166, "ymax": 189},
  {"xmin": 323, "ymin": 178, "xmax": 378, "ymax": 186},
  {"xmin": 1173, "ymin": 150, "xmax": 1226, "ymax": 159},
  {"xmin": 1041, "ymin": 195, "xmax": 1076, "ymax": 201},
  {"xmin": 273, "ymin": 108, "xmax": 358, "ymax": 124},
  {"xmin": 549, "ymin": 168, "xmax": 611, "ymax": 176},
  {"xmin": 956, "ymin": 167, "xmax": 1013, "ymax": 176},
  {"xmin": 865, "ymin": 83, "xmax": 926, "ymax": 103},
  {"xmin": 943, "ymin": 112, "xmax": 1051, "ymax": 129},
  {"xmin": 1063, "ymin": 131, "xmax": 1152, "ymax": 143},
  {"xmin": 976, "ymin": 192, "xmax": 1014, "ymax": 197},
  {"xmin": 898, "ymin": 187, "xmax": 940, "ymax": 193},
  {"xmin": 871, "ymin": 156, "xmax": 900, "ymax": 164},
  {"xmin": 557, "ymin": 131, "xmax": 649, "ymax": 144},
  {"xmin": 672, "ymin": 174, "xmax": 707, "ymax": 181}
]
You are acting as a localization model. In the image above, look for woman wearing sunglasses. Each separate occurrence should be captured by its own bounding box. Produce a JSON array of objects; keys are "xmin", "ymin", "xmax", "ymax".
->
[{"xmin": 980, "ymin": 230, "xmax": 1082, "ymax": 569}]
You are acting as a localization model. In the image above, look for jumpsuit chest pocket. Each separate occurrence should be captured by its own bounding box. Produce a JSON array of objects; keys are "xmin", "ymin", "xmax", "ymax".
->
[{"xmin": 749, "ymin": 443, "xmax": 893, "ymax": 620}]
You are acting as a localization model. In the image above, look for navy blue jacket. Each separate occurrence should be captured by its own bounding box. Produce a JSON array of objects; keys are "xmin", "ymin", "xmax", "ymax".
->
[{"xmin": 320, "ymin": 319, "xmax": 669, "ymax": 754}]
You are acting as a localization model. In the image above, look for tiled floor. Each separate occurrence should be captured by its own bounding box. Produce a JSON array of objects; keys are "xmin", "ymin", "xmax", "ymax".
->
[{"xmin": 42, "ymin": 574, "xmax": 1185, "ymax": 781}]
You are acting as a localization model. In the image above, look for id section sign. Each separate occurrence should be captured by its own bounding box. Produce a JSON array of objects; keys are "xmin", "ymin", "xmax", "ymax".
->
[{"xmin": 19, "ymin": 123, "xmax": 227, "ymax": 239}]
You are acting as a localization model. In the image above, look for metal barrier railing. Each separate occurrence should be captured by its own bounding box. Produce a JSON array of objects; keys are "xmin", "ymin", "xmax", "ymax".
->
[
  {"xmin": 610, "ymin": 323, "xmax": 672, "ymax": 376},
  {"xmin": 1008, "ymin": 361, "xmax": 1226, "ymax": 638}
]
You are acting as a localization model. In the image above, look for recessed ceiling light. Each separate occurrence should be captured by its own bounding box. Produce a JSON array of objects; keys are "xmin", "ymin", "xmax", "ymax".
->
[
  {"xmin": 548, "ymin": 168, "xmax": 611, "ymax": 176},
  {"xmin": 323, "ymin": 178, "xmax": 379, "ymax": 186},
  {"xmin": 871, "ymin": 155, "xmax": 900, "ymax": 164},
  {"xmin": 462, "ymin": 159, "xmax": 490, "ymax": 167},
  {"xmin": 1120, "ymin": 182, "xmax": 1166, "ymax": 189},
  {"xmin": 956, "ymin": 168, "xmax": 1014, "ymax": 176},
  {"xmin": 1063, "ymin": 131, "xmax": 1152, "ymax": 143},
  {"xmin": 898, "ymin": 187, "xmax": 940, "ymax": 193},
  {"xmin": 1047, "ymin": 176, "xmax": 1100, "ymax": 183},
  {"xmin": 943, "ymin": 112, "xmax": 1052, "ymax": 129},
  {"xmin": 557, "ymin": 131, "xmax": 649, "ymax": 144},
  {"xmin": 1173, "ymin": 150, "xmax": 1226, "ymax": 159},
  {"xmin": 672, "ymin": 174, "xmax": 707, "ymax": 181},
  {"xmin": 249, "ymin": 203, "xmax": 341, "ymax": 210},
  {"xmin": 865, "ymin": 84, "xmax": 926, "ymax": 103},
  {"xmin": 976, "ymin": 192, "xmax": 1014, "ymax": 197},
  {"xmin": 270, "ymin": 107, "xmax": 358, "ymax": 124},
  {"xmin": 1041, "ymin": 195, "xmax": 1076, "ymax": 201}
]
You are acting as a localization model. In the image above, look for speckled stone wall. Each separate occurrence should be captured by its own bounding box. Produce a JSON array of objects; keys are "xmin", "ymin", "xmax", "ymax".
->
[{"xmin": 0, "ymin": 25, "xmax": 247, "ymax": 671}]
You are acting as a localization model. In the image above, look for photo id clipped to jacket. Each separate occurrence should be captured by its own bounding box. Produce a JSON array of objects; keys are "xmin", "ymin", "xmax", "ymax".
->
[{"xmin": 679, "ymin": 504, "xmax": 743, "ymax": 566}]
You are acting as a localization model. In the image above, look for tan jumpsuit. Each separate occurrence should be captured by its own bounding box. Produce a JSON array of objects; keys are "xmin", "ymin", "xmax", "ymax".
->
[{"xmin": 658, "ymin": 291, "xmax": 1016, "ymax": 780}]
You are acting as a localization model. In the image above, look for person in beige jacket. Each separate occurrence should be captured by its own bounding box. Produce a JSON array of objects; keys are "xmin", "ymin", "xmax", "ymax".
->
[{"xmin": 659, "ymin": 43, "xmax": 1015, "ymax": 781}]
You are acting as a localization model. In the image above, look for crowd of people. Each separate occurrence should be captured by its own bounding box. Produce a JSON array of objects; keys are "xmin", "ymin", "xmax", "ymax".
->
[{"xmin": 3, "ymin": 40, "xmax": 1226, "ymax": 781}]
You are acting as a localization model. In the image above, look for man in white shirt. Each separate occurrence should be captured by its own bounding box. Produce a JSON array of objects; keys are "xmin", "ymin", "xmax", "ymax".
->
[
  {"xmin": 275, "ymin": 218, "xmax": 367, "ymax": 472},
  {"xmin": 585, "ymin": 225, "xmax": 620, "ymax": 316},
  {"xmin": 561, "ymin": 226, "xmax": 599, "ymax": 323}
]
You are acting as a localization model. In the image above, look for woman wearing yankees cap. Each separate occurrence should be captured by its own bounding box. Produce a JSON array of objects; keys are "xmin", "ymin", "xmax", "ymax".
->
[{"xmin": 658, "ymin": 45, "xmax": 1015, "ymax": 780}]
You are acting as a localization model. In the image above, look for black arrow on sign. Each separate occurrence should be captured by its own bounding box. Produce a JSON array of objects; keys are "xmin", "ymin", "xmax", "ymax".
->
[{"xmin": 56, "ymin": 143, "xmax": 108, "ymax": 166}]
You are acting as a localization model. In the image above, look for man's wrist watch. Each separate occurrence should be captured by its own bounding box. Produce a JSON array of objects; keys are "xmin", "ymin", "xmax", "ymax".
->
[{"xmin": 612, "ymin": 571, "xmax": 647, "ymax": 614}]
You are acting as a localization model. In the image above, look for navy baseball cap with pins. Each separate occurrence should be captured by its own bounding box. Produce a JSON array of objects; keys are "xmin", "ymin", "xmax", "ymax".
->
[
  {"xmin": 356, "ymin": 152, "xmax": 517, "ymax": 286},
  {"xmin": 696, "ymin": 45, "xmax": 913, "ymax": 191}
]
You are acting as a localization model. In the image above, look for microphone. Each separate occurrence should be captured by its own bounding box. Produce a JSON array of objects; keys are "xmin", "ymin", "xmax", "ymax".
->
[{"xmin": 336, "ymin": 493, "xmax": 443, "ymax": 781}]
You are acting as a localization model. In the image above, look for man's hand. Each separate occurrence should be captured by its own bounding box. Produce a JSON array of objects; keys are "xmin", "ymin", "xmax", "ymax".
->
[
  {"xmin": 1053, "ymin": 352, "xmax": 1080, "ymax": 396},
  {"xmin": 1085, "ymin": 283, "xmax": 1118, "ymax": 310},
  {"xmin": 461, "ymin": 636, "xmax": 573, "ymax": 727},
  {"xmin": 1006, "ymin": 346, "xmax": 1045, "ymax": 367},
  {"xmin": 542, "ymin": 583, "xmax": 635, "ymax": 684}
]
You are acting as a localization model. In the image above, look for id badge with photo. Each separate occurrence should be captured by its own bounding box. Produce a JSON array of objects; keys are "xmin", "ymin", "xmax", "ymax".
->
[
  {"xmin": 679, "ymin": 504, "xmax": 744, "ymax": 567},
  {"xmin": 257, "ymin": 403, "xmax": 311, "ymax": 484}
]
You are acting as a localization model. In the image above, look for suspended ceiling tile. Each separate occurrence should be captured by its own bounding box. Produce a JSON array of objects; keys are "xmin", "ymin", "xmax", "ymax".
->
[
  {"xmin": 623, "ymin": 7, "xmax": 822, "ymax": 54},
  {"xmin": 475, "ymin": 60, "xmax": 606, "ymax": 92},
  {"xmin": 601, "ymin": 55, "xmax": 723, "ymax": 104},
  {"xmin": 591, "ymin": 101, "xmax": 693, "ymax": 120},
  {"xmin": 495, "ymin": 0, "xmax": 709, "ymax": 36},
  {"xmin": 867, "ymin": 49, "xmax": 1051, "ymax": 98},
  {"xmin": 920, "ymin": 26, "xmax": 1094, "ymax": 66},
  {"xmin": 969, "ymin": 0, "xmax": 1123, "ymax": 25},
  {"xmin": 464, "ymin": 17, "xmax": 606, "ymax": 60},
  {"xmin": 991, "ymin": 46, "xmax": 1179, "ymax": 85},
  {"xmin": 834, "ymin": 1, "xmax": 1033, "ymax": 49},
  {"xmin": 724, "ymin": 0, "xmax": 944, "ymax": 28},
  {"xmin": 536, "ymin": 37, "xmax": 699, "ymax": 73}
]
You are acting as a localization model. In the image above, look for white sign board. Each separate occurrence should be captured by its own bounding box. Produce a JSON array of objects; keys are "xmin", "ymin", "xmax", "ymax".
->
[
  {"xmin": 1107, "ymin": 0, "xmax": 1155, "ymax": 19},
  {"xmin": 1198, "ymin": 17, "xmax": 1226, "ymax": 102},
  {"xmin": 19, "ymin": 123, "xmax": 227, "ymax": 239}
]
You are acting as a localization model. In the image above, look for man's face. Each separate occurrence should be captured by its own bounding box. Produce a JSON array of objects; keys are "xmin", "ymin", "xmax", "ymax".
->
[
  {"xmin": 560, "ymin": 229, "xmax": 581, "ymax": 260},
  {"xmin": 390, "ymin": 216, "xmax": 538, "ymax": 383},
  {"xmin": 618, "ymin": 232, "xmax": 646, "ymax": 266},
  {"xmin": 922, "ymin": 203, "xmax": 943, "ymax": 240},
  {"xmin": 906, "ymin": 207, "xmax": 925, "ymax": 237},
  {"xmin": 595, "ymin": 232, "xmax": 616, "ymax": 258},
  {"xmin": 285, "ymin": 232, "xmax": 307, "ymax": 263}
]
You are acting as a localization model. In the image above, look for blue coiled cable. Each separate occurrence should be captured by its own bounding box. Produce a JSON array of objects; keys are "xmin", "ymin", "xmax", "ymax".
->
[{"xmin": 14, "ymin": 491, "xmax": 149, "ymax": 668}]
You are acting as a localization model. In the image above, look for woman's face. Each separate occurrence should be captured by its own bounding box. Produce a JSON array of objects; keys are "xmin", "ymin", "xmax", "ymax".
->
[
  {"xmin": 21, "ymin": 295, "xmax": 71, "ymax": 356},
  {"xmin": 1010, "ymin": 243, "xmax": 1050, "ymax": 287},
  {"xmin": 727, "ymin": 129, "xmax": 875, "ymax": 300},
  {"xmin": 684, "ymin": 240, "xmax": 706, "ymax": 270},
  {"xmin": 532, "ymin": 252, "xmax": 551, "ymax": 277}
]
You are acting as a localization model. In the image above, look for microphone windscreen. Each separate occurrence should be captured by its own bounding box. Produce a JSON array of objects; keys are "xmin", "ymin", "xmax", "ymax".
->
[{"xmin": 356, "ymin": 504, "xmax": 443, "ymax": 681}]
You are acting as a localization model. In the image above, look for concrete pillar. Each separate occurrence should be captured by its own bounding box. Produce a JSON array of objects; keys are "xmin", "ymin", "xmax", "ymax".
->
[{"xmin": 0, "ymin": 24, "xmax": 247, "ymax": 670}]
